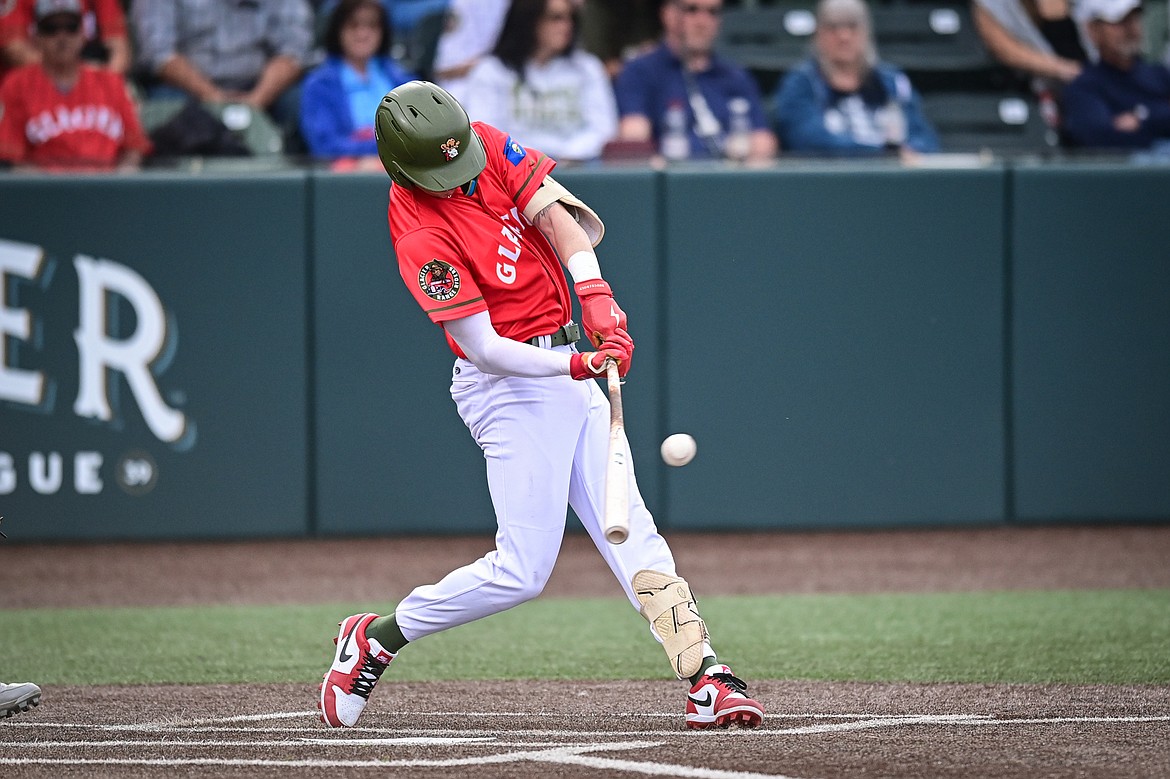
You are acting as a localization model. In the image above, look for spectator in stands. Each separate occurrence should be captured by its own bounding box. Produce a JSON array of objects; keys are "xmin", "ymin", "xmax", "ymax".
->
[
  {"xmin": 299, "ymin": 0, "xmax": 415, "ymax": 169},
  {"xmin": 1061, "ymin": 0, "xmax": 1170, "ymax": 149},
  {"xmin": 462, "ymin": 0, "xmax": 617, "ymax": 163},
  {"xmin": 131, "ymin": 0, "xmax": 313, "ymax": 140},
  {"xmin": 314, "ymin": 0, "xmax": 450, "ymax": 38},
  {"xmin": 0, "ymin": 0, "xmax": 129, "ymax": 82},
  {"xmin": 0, "ymin": 0, "xmax": 150, "ymax": 171},
  {"xmin": 580, "ymin": 0, "xmax": 661, "ymax": 79},
  {"xmin": 613, "ymin": 0, "xmax": 777, "ymax": 162},
  {"xmin": 972, "ymin": 0, "xmax": 1091, "ymax": 91},
  {"xmin": 773, "ymin": 0, "xmax": 939, "ymax": 157},
  {"xmin": 432, "ymin": 0, "xmax": 511, "ymax": 102},
  {"xmin": 311, "ymin": 1, "xmax": 450, "ymax": 83}
]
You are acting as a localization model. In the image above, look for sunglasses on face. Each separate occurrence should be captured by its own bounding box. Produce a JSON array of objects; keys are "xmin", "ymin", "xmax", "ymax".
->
[
  {"xmin": 678, "ymin": 2, "xmax": 722, "ymax": 16},
  {"xmin": 37, "ymin": 18, "xmax": 82, "ymax": 35}
]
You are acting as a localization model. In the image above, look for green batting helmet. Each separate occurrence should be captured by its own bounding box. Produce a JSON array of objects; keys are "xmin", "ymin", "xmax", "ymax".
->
[{"xmin": 374, "ymin": 81, "xmax": 487, "ymax": 191}]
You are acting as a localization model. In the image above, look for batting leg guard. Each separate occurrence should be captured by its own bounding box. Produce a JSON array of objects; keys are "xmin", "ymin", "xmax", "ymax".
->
[{"xmin": 632, "ymin": 569, "xmax": 709, "ymax": 679}]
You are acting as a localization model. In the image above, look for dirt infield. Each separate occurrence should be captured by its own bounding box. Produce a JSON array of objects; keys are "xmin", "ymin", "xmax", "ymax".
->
[
  {"xmin": 4, "ymin": 680, "xmax": 1170, "ymax": 778},
  {"xmin": 2, "ymin": 525, "xmax": 1169, "ymax": 777}
]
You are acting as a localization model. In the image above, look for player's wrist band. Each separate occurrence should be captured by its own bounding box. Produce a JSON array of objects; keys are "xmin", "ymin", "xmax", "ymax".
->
[{"xmin": 567, "ymin": 250, "xmax": 601, "ymax": 283}]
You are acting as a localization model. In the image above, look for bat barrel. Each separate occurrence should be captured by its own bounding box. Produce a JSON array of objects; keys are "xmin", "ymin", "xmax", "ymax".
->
[{"xmin": 604, "ymin": 360, "xmax": 629, "ymax": 545}]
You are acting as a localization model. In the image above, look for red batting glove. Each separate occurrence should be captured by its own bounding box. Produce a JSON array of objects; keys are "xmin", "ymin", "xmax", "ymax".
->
[
  {"xmin": 569, "ymin": 351, "xmax": 610, "ymax": 381},
  {"xmin": 575, "ymin": 279, "xmax": 628, "ymax": 348},
  {"xmin": 600, "ymin": 327, "xmax": 634, "ymax": 376},
  {"xmin": 569, "ymin": 334, "xmax": 632, "ymax": 381}
]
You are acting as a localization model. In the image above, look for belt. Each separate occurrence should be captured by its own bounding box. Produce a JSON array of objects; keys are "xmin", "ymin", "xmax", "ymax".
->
[{"xmin": 528, "ymin": 322, "xmax": 581, "ymax": 348}]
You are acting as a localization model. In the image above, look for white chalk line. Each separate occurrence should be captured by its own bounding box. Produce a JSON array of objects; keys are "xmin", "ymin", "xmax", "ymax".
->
[
  {"xmin": 2, "ymin": 739, "xmax": 655, "ymax": 749},
  {"xmin": 0, "ymin": 744, "xmax": 799, "ymax": 779},
  {"xmin": 6, "ymin": 713, "xmax": 1169, "ymax": 779},
  {"xmin": 6, "ymin": 714, "xmax": 1167, "ymax": 746},
  {"xmin": 9, "ymin": 711, "xmax": 1170, "ymax": 734},
  {"xmin": 4, "ymin": 737, "xmax": 499, "ymax": 748},
  {"xmin": 526, "ymin": 749, "xmax": 801, "ymax": 779},
  {"xmin": 16, "ymin": 715, "xmax": 1164, "ymax": 746},
  {"xmin": 19, "ymin": 709, "xmax": 961, "ymax": 731},
  {"xmin": 0, "ymin": 710, "xmax": 988, "ymax": 731}
]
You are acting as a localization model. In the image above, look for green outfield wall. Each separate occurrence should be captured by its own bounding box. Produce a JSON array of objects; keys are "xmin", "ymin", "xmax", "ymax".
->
[
  {"xmin": 663, "ymin": 167, "xmax": 1007, "ymax": 529},
  {"xmin": 1010, "ymin": 165, "xmax": 1170, "ymax": 522},
  {"xmin": 0, "ymin": 164, "xmax": 1166, "ymax": 540},
  {"xmin": 0, "ymin": 174, "xmax": 309, "ymax": 540}
]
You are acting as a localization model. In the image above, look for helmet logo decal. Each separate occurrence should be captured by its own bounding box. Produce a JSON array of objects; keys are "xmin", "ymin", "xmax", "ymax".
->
[
  {"xmin": 419, "ymin": 260, "xmax": 460, "ymax": 302},
  {"xmin": 440, "ymin": 138, "xmax": 460, "ymax": 161}
]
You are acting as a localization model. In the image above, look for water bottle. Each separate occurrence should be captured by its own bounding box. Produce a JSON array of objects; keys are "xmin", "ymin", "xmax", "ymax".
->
[
  {"xmin": 882, "ymin": 99, "xmax": 907, "ymax": 148},
  {"xmin": 1037, "ymin": 88, "xmax": 1060, "ymax": 148},
  {"xmin": 725, "ymin": 97, "xmax": 752, "ymax": 162},
  {"xmin": 660, "ymin": 101, "xmax": 690, "ymax": 161}
]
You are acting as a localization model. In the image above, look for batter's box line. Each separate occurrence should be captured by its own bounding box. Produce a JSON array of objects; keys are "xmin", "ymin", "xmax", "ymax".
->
[
  {"xmin": 0, "ymin": 742, "xmax": 805, "ymax": 779},
  {"xmin": 0, "ymin": 709, "xmax": 977, "ymax": 732},
  {"xmin": 37, "ymin": 709, "xmax": 990, "ymax": 731},
  {"xmin": 10, "ymin": 713, "xmax": 1170, "ymax": 737},
  {"xmin": 1, "ymin": 737, "xmax": 636, "ymax": 748}
]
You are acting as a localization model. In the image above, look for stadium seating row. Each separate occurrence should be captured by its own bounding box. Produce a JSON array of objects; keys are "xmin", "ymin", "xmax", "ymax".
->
[
  {"xmin": 720, "ymin": 0, "xmax": 1169, "ymax": 154},
  {"xmin": 134, "ymin": 1, "xmax": 1170, "ymax": 161}
]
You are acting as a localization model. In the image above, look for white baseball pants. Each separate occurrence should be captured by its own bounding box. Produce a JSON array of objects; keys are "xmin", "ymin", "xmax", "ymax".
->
[{"xmin": 394, "ymin": 344, "xmax": 678, "ymax": 641}]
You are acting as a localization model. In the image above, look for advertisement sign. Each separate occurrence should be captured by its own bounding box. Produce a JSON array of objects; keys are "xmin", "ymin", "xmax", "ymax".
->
[{"xmin": 0, "ymin": 176, "xmax": 308, "ymax": 540}]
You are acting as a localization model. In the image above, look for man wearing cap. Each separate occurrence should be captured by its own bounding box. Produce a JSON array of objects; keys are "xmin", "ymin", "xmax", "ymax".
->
[
  {"xmin": 0, "ymin": 0, "xmax": 131, "ymax": 82},
  {"xmin": 613, "ymin": 0, "xmax": 777, "ymax": 162},
  {"xmin": 1060, "ymin": 0, "xmax": 1170, "ymax": 148},
  {"xmin": 0, "ymin": 0, "xmax": 150, "ymax": 169}
]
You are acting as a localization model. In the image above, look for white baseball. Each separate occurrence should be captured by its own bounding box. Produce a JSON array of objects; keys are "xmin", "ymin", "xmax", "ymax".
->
[{"xmin": 660, "ymin": 433, "xmax": 697, "ymax": 467}]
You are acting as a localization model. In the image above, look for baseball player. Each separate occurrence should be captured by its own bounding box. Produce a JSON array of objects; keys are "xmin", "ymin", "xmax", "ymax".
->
[
  {"xmin": 0, "ymin": 0, "xmax": 149, "ymax": 171},
  {"xmin": 0, "ymin": 682, "xmax": 41, "ymax": 718},
  {"xmin": 319, "ymin": 80, "xmax": 764, "ymax": 731}
]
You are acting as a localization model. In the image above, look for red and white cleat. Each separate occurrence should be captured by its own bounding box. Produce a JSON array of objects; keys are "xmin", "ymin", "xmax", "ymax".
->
[
  {"xmin": 318, "ymin": 612, "xmax": 394, "ymax": 728},
  {"xmin": 685, "ymin": 664, "xmax": 765, "ymax": 729}
]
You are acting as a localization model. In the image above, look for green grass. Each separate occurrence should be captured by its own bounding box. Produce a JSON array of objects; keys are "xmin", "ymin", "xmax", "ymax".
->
[{"xmin": 2, "ymin": 590, "xmax": 1168, "ymax": 686}]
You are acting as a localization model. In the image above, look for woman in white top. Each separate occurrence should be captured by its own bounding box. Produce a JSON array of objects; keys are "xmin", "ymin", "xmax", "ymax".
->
[
  {"xmin": 462, "ymin": 0, "xmax": 618, "ymax": 163},
  {"xmin": 972, "ymin": 0, "xmax": 1093, "ymax": 89}
]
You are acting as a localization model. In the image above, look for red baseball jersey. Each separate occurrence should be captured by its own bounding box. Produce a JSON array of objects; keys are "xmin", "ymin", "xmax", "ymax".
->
[
  {"xmin": 389, "ymin": 122, "xmax": 571, "ymax": 357},
  {"xmin": 0, "ymin": 63, "xmax": 151, "ymax": 169}
]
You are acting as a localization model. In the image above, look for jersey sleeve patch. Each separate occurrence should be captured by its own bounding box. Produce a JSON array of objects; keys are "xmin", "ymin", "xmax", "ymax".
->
[
  {"xmin": 503, "ymin": 135, "xmax": 527, "ymax": 166},
  {"xmin": 418, "ymin": 259, "xmax": 461, "ymax": 302}
]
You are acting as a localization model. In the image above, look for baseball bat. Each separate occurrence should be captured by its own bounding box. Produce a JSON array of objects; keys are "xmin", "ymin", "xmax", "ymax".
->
[{"xmin": 604, "ymin": 360, "xmax": 630, "ymax": 545}]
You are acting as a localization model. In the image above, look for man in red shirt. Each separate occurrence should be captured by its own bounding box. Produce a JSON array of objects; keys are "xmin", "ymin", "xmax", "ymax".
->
[
  {"xmin": 0, "ymin": 0, "xmax": 149, "ymax": 171},
  {"xmin": 318, "ymin": 80, "xmax": 765, "ymax": 732}
]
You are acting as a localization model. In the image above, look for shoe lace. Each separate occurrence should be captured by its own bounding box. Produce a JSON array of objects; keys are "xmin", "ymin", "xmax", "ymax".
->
[
  {"xmin": 348, "ymin": 652, "xmax": 389, "ymax": 700},
  {"xmin": 711, "ymin": 671, "xmax": 749, "ymax": 694}
]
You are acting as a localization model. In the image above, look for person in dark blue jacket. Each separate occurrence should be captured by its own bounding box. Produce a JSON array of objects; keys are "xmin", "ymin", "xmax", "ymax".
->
[
  {"xmin": 613, "ymin": 0, "xmax": 778, "ymax": 162},
  {"xmin": 1061, "ymin": 0, "xmax": 1170, "ymax": 149},
  {"xmin": 773, "ymin": 0, "xmax": 939, "ymax": 157},
  {"xmin": 299, "ymin": 0, "xmax": 415, "ymax": 166}
]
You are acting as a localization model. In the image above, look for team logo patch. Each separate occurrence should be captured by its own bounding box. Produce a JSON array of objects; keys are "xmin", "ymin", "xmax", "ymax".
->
[
  {"xmin": 504, "ymin": 136, "xmax": 526, "ymax": 166},
  {"xmin": 440, "ymin": 138, "xmax": 460, "ymax": 161},
  {"xmin": 418, "ymin": 260, "xmax": 460, "ymax": 302}
]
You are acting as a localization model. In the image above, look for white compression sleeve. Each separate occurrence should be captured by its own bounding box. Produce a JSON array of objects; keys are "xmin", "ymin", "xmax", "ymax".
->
[{"xmin": 445, "ymin": 311, "xmax": 572, "ymax": 378}]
